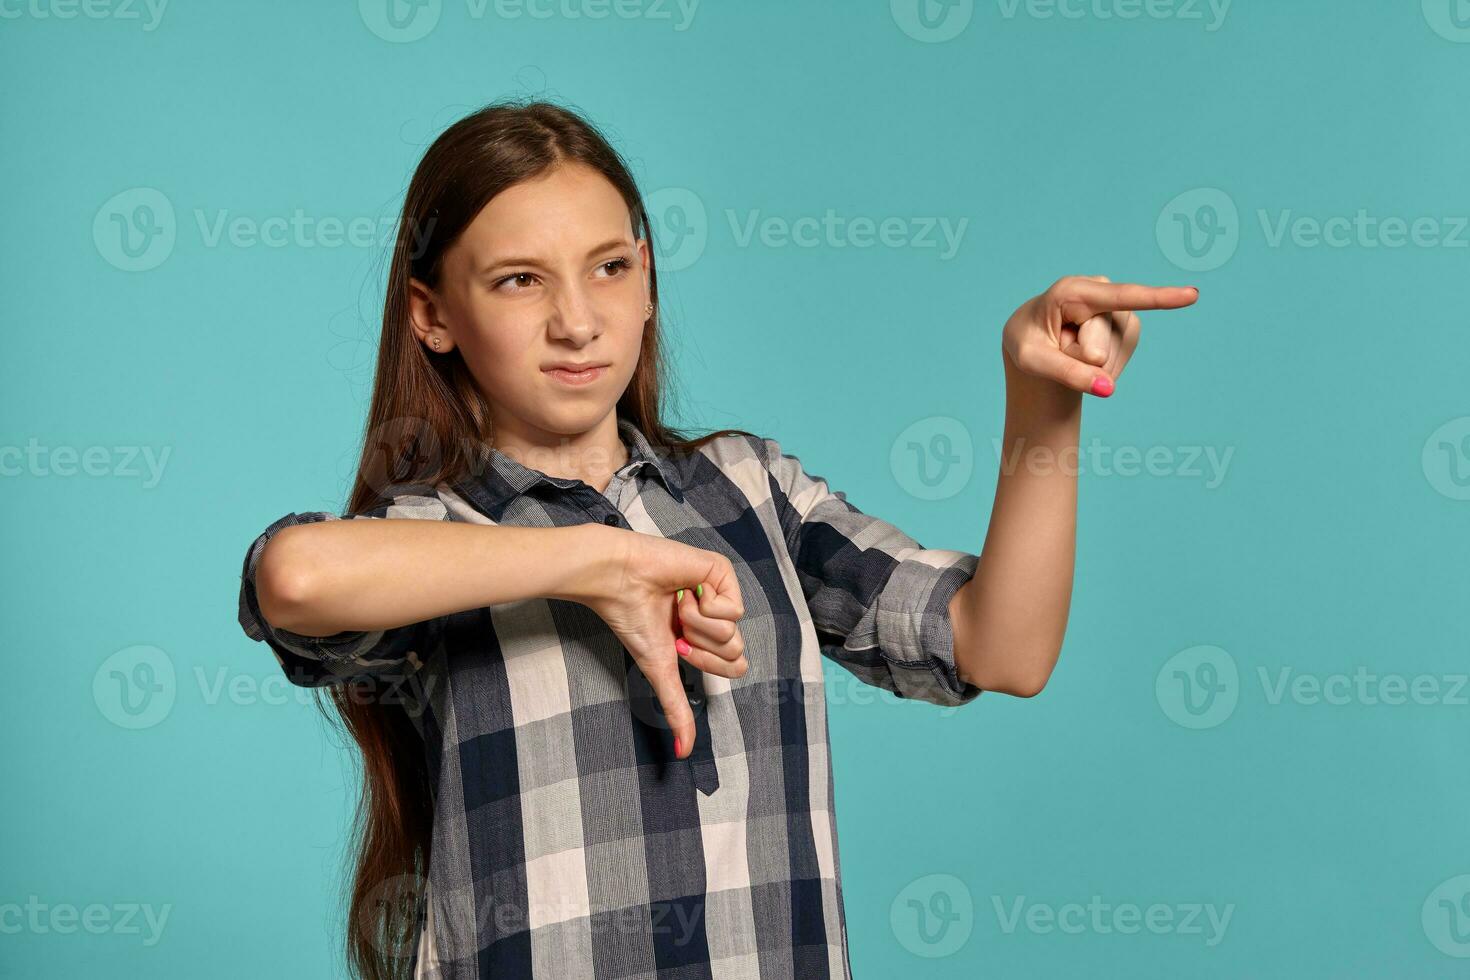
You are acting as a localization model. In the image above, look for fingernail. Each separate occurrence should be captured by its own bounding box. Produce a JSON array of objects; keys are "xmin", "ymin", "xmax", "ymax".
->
[
  {"xmin": 676, "ymin": 589, "xmax": 684, "ymax": 603},
  {"xmin": 695, "ymin": 584, "xmax": 703, "ymax": 598},
  {"xmin": 675, "ymin": 735, "xmax": 682, "ymax": 757},
  {"xmin": 675, "ymin": 637, "xmax": 692, "ymax": 657},
  {"xmin": 1089, "ymin": 375, "xmax": 1115, "ymax": 397}
]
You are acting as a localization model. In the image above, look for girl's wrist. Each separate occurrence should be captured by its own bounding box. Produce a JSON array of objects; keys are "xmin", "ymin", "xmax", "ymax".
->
[
  {"xmin": 548, "ymin": 523, "xmax": 629, "ymax": 607},
  {"xmin": 1003, "ymin": 348, "xmax": 1084, "ymax": 421}
]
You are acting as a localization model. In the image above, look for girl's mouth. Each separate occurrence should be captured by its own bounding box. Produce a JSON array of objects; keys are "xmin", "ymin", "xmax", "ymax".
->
[{"xmin": 544, "ymin": 364, "xmax": 606, "ymax": 386}]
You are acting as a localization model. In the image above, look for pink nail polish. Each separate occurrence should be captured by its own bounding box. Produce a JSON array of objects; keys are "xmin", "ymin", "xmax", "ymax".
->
[
  {"xmin": 675, "ymin": 735, "xmax": 683, "ymax": 757},
  {"xmin": 1090, "ymin": 375, "xmax": 1114, "ymax": 397},
  {"xmin": 675, "ymin": 637, "xmax": 692, "ymax": 657}
]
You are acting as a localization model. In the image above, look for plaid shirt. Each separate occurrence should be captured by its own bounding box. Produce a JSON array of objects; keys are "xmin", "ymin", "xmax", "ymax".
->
[{"xmin": 236, "ymin": 416, "xmax": 983, "ymax": 980}]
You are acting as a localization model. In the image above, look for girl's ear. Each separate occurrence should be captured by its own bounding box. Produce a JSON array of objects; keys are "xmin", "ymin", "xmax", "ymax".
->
[
  {"xmin": 407, "ymin": 276, "xmax": 453, "ymax": 353},
  {"xmin": 637, "ymin": 238, "xmax": 652, "ymax": 296}
]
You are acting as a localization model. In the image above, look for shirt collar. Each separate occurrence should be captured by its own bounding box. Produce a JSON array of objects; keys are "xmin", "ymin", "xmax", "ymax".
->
[{"xmin": 449, "ymin": 416, "xmax": 686, "ymax": 516}]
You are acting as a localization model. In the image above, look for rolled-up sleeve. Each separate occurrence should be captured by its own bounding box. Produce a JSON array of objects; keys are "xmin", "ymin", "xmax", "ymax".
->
[
  {"xmin": 761, "ymin": 437, "xmax": 983, "ymax": 708},
  {"xmin": 236, "ymin": 493, "xmax": 451, "ymax": 688}
]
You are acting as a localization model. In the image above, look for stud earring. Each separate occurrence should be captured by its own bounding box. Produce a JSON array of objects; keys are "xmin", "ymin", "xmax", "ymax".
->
[
  {"xmin": 644, "ymin": 302, "xmax": 654, "ymax": 317},
  {"xmin": 431, "ymin": 337, "xmax": 441, "ymax": 351}
]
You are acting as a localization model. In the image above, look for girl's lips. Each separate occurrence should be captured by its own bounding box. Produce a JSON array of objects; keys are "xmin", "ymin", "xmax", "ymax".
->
[{"xmin": 544, "ymin": 364, "xmax": 606, "ymax": 386}]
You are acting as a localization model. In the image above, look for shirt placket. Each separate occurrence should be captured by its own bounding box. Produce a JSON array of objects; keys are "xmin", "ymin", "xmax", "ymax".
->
[{"xmin": 563, "ymin": 469, "xmax": 719, "ymax": 796}]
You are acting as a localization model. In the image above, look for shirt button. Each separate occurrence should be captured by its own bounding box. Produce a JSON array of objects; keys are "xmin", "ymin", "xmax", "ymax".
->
[{"xmin": 603, "ymin": 514, "xmax": 619, "ymax": 526}]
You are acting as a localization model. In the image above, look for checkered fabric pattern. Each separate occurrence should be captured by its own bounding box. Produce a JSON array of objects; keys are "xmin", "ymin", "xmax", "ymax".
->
[{"xmin": 237, "ymin": 416, "xmax": 983, "ymax": 979}]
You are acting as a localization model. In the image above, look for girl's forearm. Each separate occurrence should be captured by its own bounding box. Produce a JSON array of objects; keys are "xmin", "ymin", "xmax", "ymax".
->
[
  {"xmin": 950, "ymin": 357, "xmax": 1082, "ymax": 696},
  {"xmin": 256, "ymin": 519, "xmax": 622, "ymax": 637}
]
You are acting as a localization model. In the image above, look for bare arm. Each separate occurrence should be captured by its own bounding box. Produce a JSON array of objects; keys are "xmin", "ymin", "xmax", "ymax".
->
[
  {"xmin": 256, "ymin": 519, "xmax": 622, "ymax": 637},
  {"xmin": 949, "ymin": 359, "xmax": 1080, "ymax": 697},
  {"xmin": 949, "ymin": 277, "xmax": 1199, "ymax": 697},
  {"xmin": 250, "ymin": 508, "xmax": 746, "ymax": 760}
]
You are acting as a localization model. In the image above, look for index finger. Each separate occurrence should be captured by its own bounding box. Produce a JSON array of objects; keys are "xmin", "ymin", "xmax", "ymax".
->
[{"xmin": 1060, "ymin": 279, "xmax": 1199, "ymax": 316}]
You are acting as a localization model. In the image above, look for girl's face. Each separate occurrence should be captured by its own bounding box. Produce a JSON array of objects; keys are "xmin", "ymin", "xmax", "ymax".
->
[{"xmin": 408, "ymin": 162, "xmax": 651, "ymax": 444}]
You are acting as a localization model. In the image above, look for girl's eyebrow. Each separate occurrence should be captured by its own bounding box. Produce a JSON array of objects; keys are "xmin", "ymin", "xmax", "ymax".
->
[{"xmin": 478, "ymin": 237, "xmax": 632, "ymax": 276}]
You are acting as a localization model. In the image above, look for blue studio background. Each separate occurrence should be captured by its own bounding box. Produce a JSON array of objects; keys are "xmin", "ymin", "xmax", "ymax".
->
[{"xmin": 3, "ymin": 1, "xmax": 1467, "ymax": 976}]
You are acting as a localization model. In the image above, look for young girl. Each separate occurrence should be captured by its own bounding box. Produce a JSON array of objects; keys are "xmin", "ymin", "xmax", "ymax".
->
[{"xmin": 236, "ymin": 100, "xmax": 1197, "ymax": 980}]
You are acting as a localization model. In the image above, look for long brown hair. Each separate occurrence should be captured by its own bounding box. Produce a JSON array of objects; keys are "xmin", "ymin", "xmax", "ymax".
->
[{"xmin": 320, "ymin": 99, "xmax": 753, "ymax": 979}]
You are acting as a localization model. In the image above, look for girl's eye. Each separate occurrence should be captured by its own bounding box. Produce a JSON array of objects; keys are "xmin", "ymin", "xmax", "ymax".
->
[
  {"xmin": 494, "ymin": 272, "xmax": 538, "ymax": 293},
  {"xmin": 493, "ymin": 258, "xmax": 629, "ymax": 293}
]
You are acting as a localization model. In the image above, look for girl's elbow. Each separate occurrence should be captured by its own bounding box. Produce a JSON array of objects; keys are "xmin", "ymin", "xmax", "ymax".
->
[
  {"xmin": 255, "ymin": 530, "xmax": 318, "ymax": 632},
  {"xmin": 954, "ymin": 622, "xmax": 1061, "ymax": 696},
  {"xmin": 981, "ymin": 655, "xmax": 1058, "ymax": 698},
  {"xmin": 999, "ymin": 672, "xmax": 1050, "ymax": 698}
]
